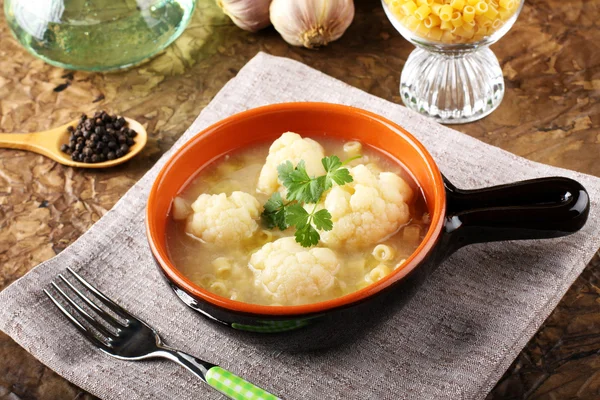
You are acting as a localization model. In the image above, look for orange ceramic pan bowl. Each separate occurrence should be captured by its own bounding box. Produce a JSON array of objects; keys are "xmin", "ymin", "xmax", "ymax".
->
[{"xmin": 146, "ymin": 102, "xmax": 588, "ymax": 339}]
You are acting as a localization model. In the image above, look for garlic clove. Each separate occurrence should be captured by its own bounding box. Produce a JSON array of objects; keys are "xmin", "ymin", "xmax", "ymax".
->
[
  {"xmin": 217, "ymin": 0, "xmax": 272, "ymax": 32},
  {"xmin": 270, "ymin": 0, "xmax": 355, "ymax": 48}
]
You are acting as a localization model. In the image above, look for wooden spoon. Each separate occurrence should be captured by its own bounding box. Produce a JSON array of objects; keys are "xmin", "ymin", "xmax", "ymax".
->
[{"xmin": 0, "ymin": 118, "xmax": 147, "ymax": 168}]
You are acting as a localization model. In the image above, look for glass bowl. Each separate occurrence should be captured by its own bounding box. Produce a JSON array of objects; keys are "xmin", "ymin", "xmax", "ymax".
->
[
  {"xmin": 383, "ymin": 0, "xmax": 524, "ymax": 124},
  {"xmin": 4, "ymin": 0, "xmax": 196, "ymax": 72}
]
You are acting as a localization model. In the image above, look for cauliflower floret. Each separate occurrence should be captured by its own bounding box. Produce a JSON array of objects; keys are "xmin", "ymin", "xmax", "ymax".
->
[
  {"xmin": 249, "ymin": 237, "xmax": 340, "ymax": 305},
  {"xmin": 320, "ymin": 164, "xmax": 413, "ymax": 248},
  {"xmin": 186, "ymin": 191, "xmax": 261, "ymax": 246},
  {"xmin": 257, "ymin": 132, "xmax": 326, "ymax": 195}
]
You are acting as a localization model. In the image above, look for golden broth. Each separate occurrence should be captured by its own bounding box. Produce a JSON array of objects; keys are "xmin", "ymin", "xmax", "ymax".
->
[{"xmin": 166, "ymin": 136, "xmax": 430, "ymax": 306}]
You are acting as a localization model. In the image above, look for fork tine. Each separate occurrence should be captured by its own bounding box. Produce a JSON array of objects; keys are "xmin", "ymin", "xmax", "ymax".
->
[
  {"xmin": 50, "ymin": 282, "xmax": 117, "ymax": 340},
  {"xmin": 66, "ymin": 267, "xmax": 134, "ymax": 322},
  {"xmin": 44, "ymin": 289, "xmax": 111, "ymax": 350},
  {"xmin": 58, "ymin": 274, "xmax": 127, "ymax": 330}
]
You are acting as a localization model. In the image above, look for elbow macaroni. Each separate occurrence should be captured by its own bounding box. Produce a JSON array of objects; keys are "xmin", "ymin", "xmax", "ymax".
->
[
  {"xmin": 343, "ymin": 141, "xmax": 363, "ymax": 158},
  {"xmin": 372, "ymin": 244, "xmax": 396, "ymax": 262},
  {"xmin": 384, "ymin": 0, "xmax": 519, "ymax": 44},
  {"xmin": 365, "ymin": 264, "xmax": 392, "ymax": 284}
]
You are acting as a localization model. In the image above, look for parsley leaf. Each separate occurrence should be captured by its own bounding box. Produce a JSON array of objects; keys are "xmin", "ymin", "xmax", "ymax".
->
[
  {"xmin": 312, "ymin": 209, "xmax": 333, "ymax": 231},
  {"xmin": 278, "ymin": 160, "xmax": 323, "ymax": 203},
  {"xmin": 285, "ymin": 203, "xmax": 309, "ymax": 228},
  {"xmin": 294, "ymin": 224, "xmax": 320, "ymax": 248},
  {"xmin": 321, "ymin": 155, "xmax": 356, "ymax": 190},
  {"xmin": 262, "ymin": 154, "xmax": 359, "ymax": 247},
  {"xmin": 262, "ymin": 192, "xmax": 288, "ymax": 231}
]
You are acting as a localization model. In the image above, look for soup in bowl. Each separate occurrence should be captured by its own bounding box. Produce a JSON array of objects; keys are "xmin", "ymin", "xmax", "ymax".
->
[{"xmin": 146, "ymin": 103, "xmax": 588, "ymax": 341}]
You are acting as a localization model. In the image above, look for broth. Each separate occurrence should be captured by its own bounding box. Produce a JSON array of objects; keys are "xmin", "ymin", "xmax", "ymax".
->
[{"xmin": 166, "ymin": 135, "xmax": 430, "ymax": 306}]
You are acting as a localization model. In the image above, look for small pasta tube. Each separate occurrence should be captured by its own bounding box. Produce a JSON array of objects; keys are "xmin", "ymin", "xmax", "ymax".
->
[
  {"xmin": 467, "ymin": 0, "xmax": 479, "ymax": 5},
  {"xmin": 199, "ymin": 274, "xmax": 216, "ymax": 288},
  {"xmin": 499, "ymin": 0, "xmax": 515, "ymax": 9},
  {"xmin": 492, "ymin": 18, "xmax": 504, "ymax": 29},
  {"xmin": 440, "ymin": 20, "xmax": 453, "ymax": 30},
  {"xmin": 415, "ymin": 5, "xmax": 432, "ymax": 20},
  {"xmin": 498, "ymin": 9, "xmax": 513, "ymax": 20},
  {"xmin": 475, "ymin": 15, "xmax": 493, "ymax": 27},
  {"xmin": 212, "ymin": 257, "xmax": 233, "ymax": 279},
  {"xmin": 428, "ymin": 26, "xmax": 444, "ymax": 40},
  {"xmin": 431, "ymin": 3, "xmax": 443, "ymax": 14},
  {"xmin": 462, "ymin": 5, "xmax": 475, "ymax": 22},
  {"xmin": 463, "ymin": 19, "xmax": 476, "ymax": 31},
  {"xmin": 451, "ymin": 12, "xmax": 464, "ymax": 27},
  {"xmin": 415, "ymin": 22, "xmax": 430, "ymax": 36},
  {"xmin": 405, "ymin": 15, "xmax": 421, "ymax": 30},
  {"xmin": 401, "ymin": 1, "xmax": 418, "ymax": 15},
  {"xmin": 484, "ymin": 5, "xmax": 499, "ymax": 19},
  {"xmin": 439, "ymin": 5, "xmax": 453, "ymax": 21},
  {"xmin": 366, "ymin": 264, "xmax": 392, "ymax": 283},
  {"xmin": 343, "ymin": 141, "xmax": 362, "ymax": 157},
  {"xmin": 372, "ymin": 244, "xmax": 396, "ymax": 262},
  {"xmin": 209, "ymin": 281, "xmax": 228, "ymax": 297},
  {"xmin": 474, "ymin": 1, "xmax": 488, "ymax": 15},
  {"xmin": 256, "ymin": 229, "xmax": 274, "ymax": 244},
  {"xmin": 450, "ymin": 0, "xmax": 465, "ymax": 10},
  {"xmin": 441, "ymin": 30, "xmax": 457, "ymax": 42},
  {"xmin": 425, "ymin": 14, "xmax": 441, "ymax": 27}
]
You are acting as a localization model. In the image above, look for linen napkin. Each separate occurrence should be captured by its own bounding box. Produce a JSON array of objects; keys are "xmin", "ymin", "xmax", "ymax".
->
[{"xmin": 1, "ymin": 52, "xmax": 599, "ymax": 400}]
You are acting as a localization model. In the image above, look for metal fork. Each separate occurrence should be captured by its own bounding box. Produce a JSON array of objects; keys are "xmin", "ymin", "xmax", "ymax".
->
[{"xmin": 44, "ymin": 268, "xmax": 278, "ymax": 400}]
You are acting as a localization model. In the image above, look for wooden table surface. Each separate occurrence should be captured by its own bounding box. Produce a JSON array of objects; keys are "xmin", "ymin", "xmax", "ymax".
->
[{"xmin": 1, "ymin": 0, "xmax": 599, "ymax": 398}]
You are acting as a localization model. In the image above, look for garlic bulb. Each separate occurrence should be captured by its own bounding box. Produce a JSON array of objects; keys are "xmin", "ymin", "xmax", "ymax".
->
[
  {"xmin": 217, "ymin": 0, "xmax": 272, "ymax": 32},
  {"xmin": 270, "ymin": 0, "xmax": 355, "ymax": 48}
]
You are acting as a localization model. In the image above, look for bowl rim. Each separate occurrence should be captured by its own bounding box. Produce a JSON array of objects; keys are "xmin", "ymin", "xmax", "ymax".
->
[{"xmin": 146, "ymin": 102, "xmax": 447, "ymax": 316}]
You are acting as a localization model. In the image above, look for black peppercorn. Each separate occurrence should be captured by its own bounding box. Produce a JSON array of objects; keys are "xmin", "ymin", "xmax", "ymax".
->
[{"xmin": 60, "ymin": 111, "xmax": 137, "ymax": 163}]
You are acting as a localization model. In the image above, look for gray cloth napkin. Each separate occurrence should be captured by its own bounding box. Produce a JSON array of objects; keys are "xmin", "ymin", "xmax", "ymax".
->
[{"xmin": 2, "ymin": 52, "xmax": 600, "ymax": 400}]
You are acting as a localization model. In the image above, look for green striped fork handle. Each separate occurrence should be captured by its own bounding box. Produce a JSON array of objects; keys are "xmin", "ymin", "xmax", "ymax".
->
[
  {"xmin": 159, "ymin": 347, "xmax": 280, "ymax": 400},
  {"xmin": 206, "ymin": 366, "xmax": 279, "ymax": 400}
]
